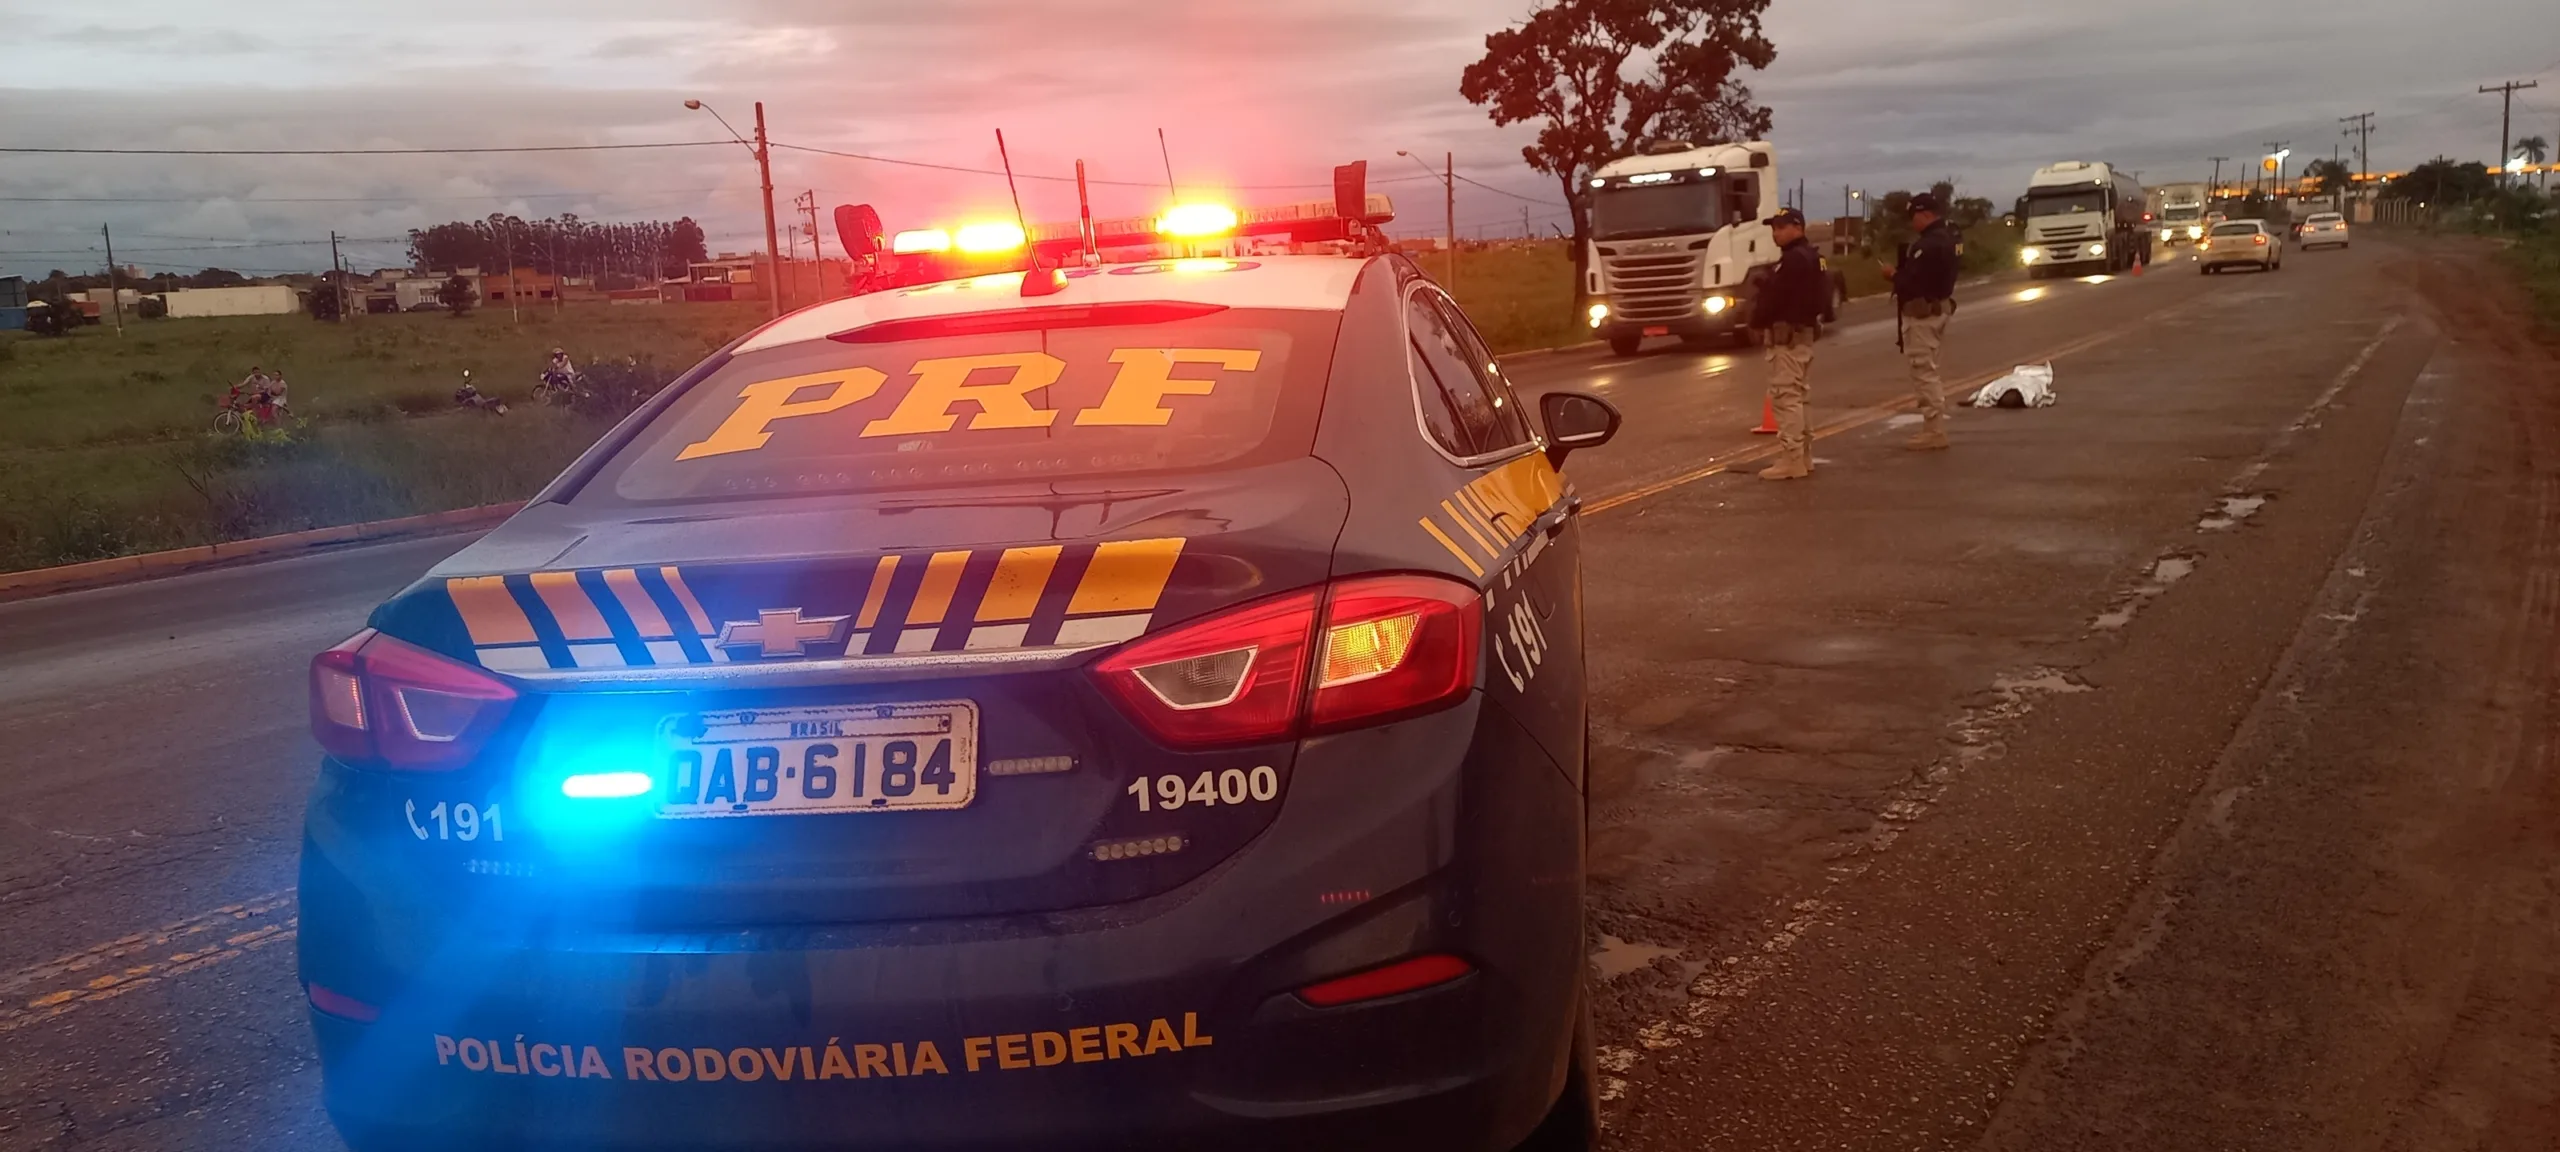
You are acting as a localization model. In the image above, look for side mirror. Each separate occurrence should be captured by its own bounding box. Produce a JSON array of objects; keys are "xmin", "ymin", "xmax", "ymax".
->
[{"xmin": 1541, "ymin": 391, "xmax": 1620, "ymax": 466}]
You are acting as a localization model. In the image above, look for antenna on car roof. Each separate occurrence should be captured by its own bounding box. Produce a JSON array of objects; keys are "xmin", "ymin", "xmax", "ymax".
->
[
  {"xmin": 1075, "ymin": 160, "xmax": 1101, "ymax": 267},
  {"xmin": 996, "ymin": 129, "xmax": 1065, "ymax": 297}
]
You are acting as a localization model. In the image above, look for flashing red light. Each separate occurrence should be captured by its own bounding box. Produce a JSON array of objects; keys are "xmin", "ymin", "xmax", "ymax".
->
[{"xmin": 1297, "ymin": 954, "xmax": 1474, "ymax": 1007}]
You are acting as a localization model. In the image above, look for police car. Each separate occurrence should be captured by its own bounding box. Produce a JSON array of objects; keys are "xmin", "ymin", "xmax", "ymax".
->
[{"xmin": 300, "ymin": 182, "xmax": 1621, "ymax": 1151}]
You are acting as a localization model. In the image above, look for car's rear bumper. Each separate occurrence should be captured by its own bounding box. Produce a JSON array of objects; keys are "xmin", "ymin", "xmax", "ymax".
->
[{"xmin": 301, "ymin": 699, "xmax": 1586, "ymax": 1152}]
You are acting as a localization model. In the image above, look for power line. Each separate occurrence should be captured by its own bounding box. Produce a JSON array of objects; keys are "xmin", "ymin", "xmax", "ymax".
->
[
  {"xmin": 1450, "ymin": 173, "xmax": 1565, "ymax": 206},
  {"xmin": 0, "ymin": 141, "xmax": 735, "ymax": 156},
  {"xmin": 767, "ymin": 141, "xmax": 1438, "ymax": 191},
  {"xmin": 0, "ymin": 188, "xmax": 734, "ymax": 204}
]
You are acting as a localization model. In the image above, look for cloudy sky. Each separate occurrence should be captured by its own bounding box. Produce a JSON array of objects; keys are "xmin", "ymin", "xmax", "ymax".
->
[{"xmin": 1, "ymin": 0, "xmax": 2553, "ymax": 278}]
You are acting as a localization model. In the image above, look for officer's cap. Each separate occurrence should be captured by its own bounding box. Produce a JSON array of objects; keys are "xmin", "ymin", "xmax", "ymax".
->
[
  {"xmin": 1906, "ymin": 193, "xmax": 1945, "ymax": 216},
  {"xmin": 1762, "ymin": 207, "xmax": 1807, "ymax": 228}
]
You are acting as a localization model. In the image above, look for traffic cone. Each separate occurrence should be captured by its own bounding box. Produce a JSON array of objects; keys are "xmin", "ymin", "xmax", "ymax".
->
[{"xmin": 1750, "ymin": 394, "xmax": 1779, "ymax": 434}]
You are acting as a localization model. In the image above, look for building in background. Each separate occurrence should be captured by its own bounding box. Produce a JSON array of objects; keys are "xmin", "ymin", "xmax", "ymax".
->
[{"xmin": 158, "ymin": 285, "xmax": 299, "ymax": 318}]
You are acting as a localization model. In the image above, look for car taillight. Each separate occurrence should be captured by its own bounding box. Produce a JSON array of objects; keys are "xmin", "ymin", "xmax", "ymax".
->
[
  {"xmin": 2252, "ymin": 235, "xmax": 2268, "ymax": 246},
  {"xmin": 1297, "ymin": 953, "xmax": 1475, "ymax": 1007},
  {"xmin": 1306, "ymin": 574, "xmax": 1481, "ymax": 733},
  {"xmin": 1090, "ymin": 573, "xmax": 1482, "ymax": 750},
  {"xmin": 310, "ymin": 630, "xmax": 518, "ymax": 771}
]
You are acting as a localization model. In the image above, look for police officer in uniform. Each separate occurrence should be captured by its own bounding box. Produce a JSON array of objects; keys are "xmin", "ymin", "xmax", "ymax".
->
[
  {"xmin": 1748, "ymin": 207, "xmax": 1831, "ymax": 481},
  {"xmin": 1889, "ymin": 193, "xmax": 1961, "ymax": 450}
]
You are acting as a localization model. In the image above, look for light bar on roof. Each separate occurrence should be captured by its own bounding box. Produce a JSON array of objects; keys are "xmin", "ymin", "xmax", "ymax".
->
[
  {"xmin": 1157, "ymin": 203, "xmax": 1240, "ymax": 238},
  {"xmin": 954, "ymin": 221, "xmax": 1027, "ymax": 253},
  {"xmin": 890, "ymin": 228, "xmax": 951, "ymax": 254}
]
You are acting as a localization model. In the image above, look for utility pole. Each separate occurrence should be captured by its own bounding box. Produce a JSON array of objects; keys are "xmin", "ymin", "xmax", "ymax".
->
[
  {"xmin": 1444, "ymin": 151, "xmax": 1457, "ymax": 296},
  {"xmin": 796, "ymin": 189, "xmax": 822, "ymax": 299},
  {"xmin": 754, "ymin": 100, "xmax": 782, "ymax": 319},
  {"xmin": 100, "ymin": 224, "xmax": 123, "ymax": 336},
  {"xmin": 329, "ymin": 229, "xmax": 347, "ymax": 322},
  {"xmin": 1521, "ymin": 205, "xmax": 1532, "ymax": 239},
  {"xmin": 2480, "ymin": 80, "xmax": 2538, "ymax": 186},
  {"xmin": 502, "ymin": 226, "xmax": 518, "ymax": 323},
  {"xmin": 2339, "ymin": 112, "xmax": 2374, "ymax": 187},
  {"xmin": 2209, "ymin": 157, "xmax": 2229, "ymax": 198}
]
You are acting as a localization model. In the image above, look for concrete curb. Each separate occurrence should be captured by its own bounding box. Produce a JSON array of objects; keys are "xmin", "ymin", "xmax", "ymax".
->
[{"xmin": 0, "ymin": 501, "xmax": 523, "ymax": 602}]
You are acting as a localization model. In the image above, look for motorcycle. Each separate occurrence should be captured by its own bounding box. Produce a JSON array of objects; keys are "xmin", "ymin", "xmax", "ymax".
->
[
  {"xmin": 533, "ymin": 368, "xmax": 588, "ymax": 407},
  {"xmin": 454, "ymin": 370, "xmax": 509, "ymax": 415}
]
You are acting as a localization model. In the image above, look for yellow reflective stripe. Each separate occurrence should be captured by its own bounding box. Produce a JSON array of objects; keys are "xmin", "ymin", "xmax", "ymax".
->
[
  {"xmin": 1418, "ymin": 518, "xmax": 1486, "ymax": 578},
  {"xmin": 1454, "ymin": 488, "xmax": 1513, "ymax": 546},
  {"xmin": 978, "ymin": 546, "xmax": 1063, "ymax": 622},
  {"xmin": 905, "ymin": 550, "xmax": 971, "ymax": 626},
  {"xmin": 1067, "ymin": 538, "xmax": 1186, "ymax": 615},
  {"xmin": 447, "ymin": 576, "xmax": 536, "ymax": 646},
  {"xmin": 855, "ymin": 555, "xmax": 898, "ymax": 629},
  {"xmin": 1440, "ymin": 499, "xmax": 1500, "ymax": 558},
  {"xmin": 660, "ymin": 566, "xmax": 715, "ymax": 635},
  {"xmin": 601, "ymin": 568, "xmax": 673, "ymax": 638},
  {"xmin": 529, "ymin": 571, "xmax": 612, "ymax": 641}
]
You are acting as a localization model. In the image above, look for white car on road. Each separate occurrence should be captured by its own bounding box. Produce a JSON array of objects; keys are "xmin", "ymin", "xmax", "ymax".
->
[
  {"xmin": 2200, "ymin": 219, "xmax": 2282, "ymax": 274},
  {"xmin": 2298, "ymin": 211, "xmax": 2351, "ymax": 250}
]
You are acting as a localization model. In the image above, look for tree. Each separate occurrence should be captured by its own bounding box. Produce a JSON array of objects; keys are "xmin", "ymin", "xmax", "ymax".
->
[
  {"xmin": 2386, "ymin": 157, "xmax": 2495, "ymax": 206},
  {"xmin": 1461, "ymin": 0, "xmax": 1776, "ymax": 298},
  {"xmin": 2518, "ymin": 136, "xmax": 2550, "ymax": 190},
  {"xmin": 1950, "ymin": 197, "xmax": 1995, "ymax": 229},
  {"xmin": 306, "ymin": 272, "xmax": 345, "ymax": 321},
  {"xmin": 438, "ymin": 273, "xmax": 476, "ymax": 317},
  {"xmin": 2305, "ymin": 158, "xmax": 2354, "ymax": 198}
]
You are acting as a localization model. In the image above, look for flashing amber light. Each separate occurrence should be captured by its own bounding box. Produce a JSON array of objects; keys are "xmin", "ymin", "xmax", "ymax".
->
[
  {"xmin": 1157, "ymin": 203, "xmax": 1241, "ymax": 238},
  {"xmin": 890, "ymin": 228, "xmax": 951, "ymax": 254},
  {"xmin": 954, "ymin": 221, "xmax": 1027, "ymax": 253},
  {"xmin": 1320, "ymin": 612, "xmax": 1423, "ymax": 689}
]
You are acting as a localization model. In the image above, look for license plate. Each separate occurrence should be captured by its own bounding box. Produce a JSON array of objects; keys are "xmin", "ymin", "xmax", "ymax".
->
[
  {"xmin": 1642, "ymin": 325, "xmax": 1670, "ymax": 336},
  {"xmin": 658, "ymin": 701, "xmax": 979, "ymax": 818}
]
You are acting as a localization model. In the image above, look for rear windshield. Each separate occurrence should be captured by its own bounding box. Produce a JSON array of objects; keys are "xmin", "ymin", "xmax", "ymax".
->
[
  {"xmin": 2307, "ymin": 214, "xmax": 2344, "ymax": 224},
  {"xmin": 2211, "ymin": 222, "xmax": 2262, "ymax": 236},
  {"xmin": 595, "ymin": 306, "xmax": 1340, "ymax": 503}
]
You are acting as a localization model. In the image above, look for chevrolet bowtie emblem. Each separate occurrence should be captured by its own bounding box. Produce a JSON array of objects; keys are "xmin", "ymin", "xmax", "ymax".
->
[{"xmin": 716, "ymin": 608, "xmax": 853, "ymax": 659}]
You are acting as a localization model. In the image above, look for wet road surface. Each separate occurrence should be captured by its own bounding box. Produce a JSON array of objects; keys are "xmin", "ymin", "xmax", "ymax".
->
[{"xmin": 3, "ymin": 239, "xmax": 2554, "ymax": 1150}]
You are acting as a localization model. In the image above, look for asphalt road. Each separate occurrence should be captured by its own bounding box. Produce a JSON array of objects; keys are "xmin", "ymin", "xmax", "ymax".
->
[{"xmin": 4, "ymin": 239, "xmax": 2554, "ymax": 1150}]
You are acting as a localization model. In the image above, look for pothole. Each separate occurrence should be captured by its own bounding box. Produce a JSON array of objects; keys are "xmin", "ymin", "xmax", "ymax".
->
[
  {"xmin": 2198, "ymin": 493, "xmax": 2269, "ymax": 531},
  {"xmin": 1591, "ymin": 934, "xmax": 1683, "ymax": 981},
  {"xmin": 2093, "ymin": 554, "xmax": 2200, "ymax": 631}
]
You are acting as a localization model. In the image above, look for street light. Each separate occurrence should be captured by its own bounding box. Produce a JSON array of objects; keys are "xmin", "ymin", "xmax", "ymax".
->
[
  {"xmin": 1396, "ymin": 149, "xmax": 1455, "ymax": 293},
  {"xmin": 685, "ymin": 98, "xmax": 783, "ymax": 319}
]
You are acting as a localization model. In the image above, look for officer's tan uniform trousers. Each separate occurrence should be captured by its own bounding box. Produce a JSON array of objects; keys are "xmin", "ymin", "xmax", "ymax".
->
[
  {"xmin": 1767, "ymin": 338, "xmax": 1814, "ymax": 466},
  {"xmin": 1903, "ymin": 310, "xmax": 1951, "ymax": 422}
]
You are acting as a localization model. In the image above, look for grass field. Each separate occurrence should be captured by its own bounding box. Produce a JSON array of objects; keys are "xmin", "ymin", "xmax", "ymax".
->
[
  {"xmin": 2508, "ymin": 228, "xmax": 2560, "ymax": 328},
  {"xmin": 0, "ymin": 256, "xmax": 1602, "ymax": 572},
  {"xmin": 0, "ymin": 303, "xmax": 763, "ymax": 452}
]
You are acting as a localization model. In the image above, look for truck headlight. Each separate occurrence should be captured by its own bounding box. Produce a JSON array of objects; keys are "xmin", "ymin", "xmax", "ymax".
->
[
  {"xmin": 1702, "ymin": 295, "xmax": 1729, "ymax": 315},
  {"xmin": 2186, "ymin": 226, "xmax": 2202, "ymax": 239},
  {"xmin": 2087, "ymin": 243, "xmax": 2107, "ymax": 257},
  {"xmin": 2019, "ymin": 249, "xmax": 2039, "ymax": 264},
  {"xmin": 1586, "ymin": 302, "xmax": 1609, "ymax": 328}
]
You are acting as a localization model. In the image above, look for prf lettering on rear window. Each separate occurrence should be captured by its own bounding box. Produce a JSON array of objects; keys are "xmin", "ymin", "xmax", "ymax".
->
[{"xmin": 676, "ymin": 349, "xmax": 1263, "ymax": 461}]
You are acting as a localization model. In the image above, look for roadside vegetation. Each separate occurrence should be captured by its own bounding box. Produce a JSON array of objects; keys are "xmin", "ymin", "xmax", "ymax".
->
[{"xmin": 0, "ymin": 304, "xmax": 758, "ymax": 570}]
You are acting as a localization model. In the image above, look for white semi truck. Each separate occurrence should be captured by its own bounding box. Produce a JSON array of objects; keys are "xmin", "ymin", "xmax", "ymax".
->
[
  {"xmin": 2018, "ymin": 161, "xmax": 2148, "ymax": 277},
  {"xmin": 1582, "ymin": 140, "xmax": 1791, "ymax": 357},
  {"xmin": 2149, "ymin": 181, "xmax": 2210, "ymax": 246}
]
